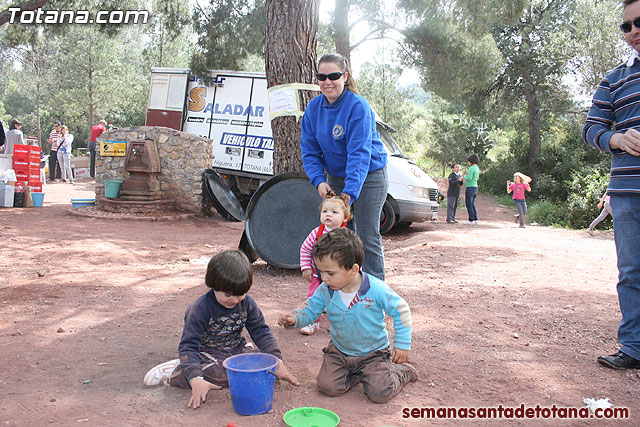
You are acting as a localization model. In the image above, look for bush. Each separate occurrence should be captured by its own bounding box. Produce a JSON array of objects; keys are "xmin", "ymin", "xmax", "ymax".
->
[
  {"xmin": 528, "ymin": 201, "xmax": 569, "ymax": 227},
  {"xmin": 566, "ymin": 169, "xmax": 611, "ymax": 229}
]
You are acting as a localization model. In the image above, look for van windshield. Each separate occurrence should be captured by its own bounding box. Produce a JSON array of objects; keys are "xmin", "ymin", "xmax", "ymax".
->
[{"xmin": 376, "ymin": 124, "xmax": 405, "ymax": 158}]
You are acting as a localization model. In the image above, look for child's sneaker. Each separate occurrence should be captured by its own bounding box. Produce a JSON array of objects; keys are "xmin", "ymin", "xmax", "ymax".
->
[
  {"xmin": 143, "ymin": 358, "xmax": 180, "ymax": 386},
  {"xmin": 300, "ymin": 322, "xmax": 320, "ymax": 335},
  {"xmin": 586, "ymin": 228, "xmax": 594, "ymax": 236}
]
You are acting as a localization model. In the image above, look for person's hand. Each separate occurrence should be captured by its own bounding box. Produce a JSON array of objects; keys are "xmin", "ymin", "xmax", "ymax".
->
[
  {"xmin": 187, "ymin": 377, "xmax": 221, "ymax": 409},
  {"xmin": 302, "ymin": 269, "xmax": 313, "ymax": 282},
  {"xmin": 597, "ymin": 201, "xmax": 604, "ymax": 209},
  {"xmin": 610, "ymin": 130, "xmax": 640, "ymax": 156},
  {"xmin": 340, "ymin": 193, "xmax": 351, "ymax": 205},
  {"xmin": 278, "ymin": 313, "xmax": 295, "ymax": 327},
  {"xmin": 392, "ymin": 348, "xmax": 410, "ymax": 364},
  {"xmin": 507, "ymin": 180, "xmax": 511, "ymax": 185},
  {"xmin": 317, "ymin": 182, "xmax": 332, "ymax": 198},
  {"xmin": 276, "ymin": 360, "xmax": 300, "ymax": 386}
]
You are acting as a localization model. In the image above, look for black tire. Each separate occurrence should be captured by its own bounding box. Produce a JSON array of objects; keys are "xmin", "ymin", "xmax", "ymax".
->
[{"xmin": 380, "ymin": 199, "xmax": 396, "ymax": 234}]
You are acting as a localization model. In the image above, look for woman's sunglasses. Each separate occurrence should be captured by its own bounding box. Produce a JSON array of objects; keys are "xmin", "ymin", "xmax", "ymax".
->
[
  {"xmin": 620, "ymin": 17, "xmax": 640, "ymax": 33},
  {"xmin": 316, "ymin": 72, "xmax": 345, "ymax": 81}
]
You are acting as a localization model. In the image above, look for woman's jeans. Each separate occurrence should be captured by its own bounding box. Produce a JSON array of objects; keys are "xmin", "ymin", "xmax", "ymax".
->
[
  {"xmin": 328, "ymin": 167, "xmax": 388, "ymax": 281},
  {"xmin": 610, "ymin": 195, "xmax": 640, "ymax": 360},
  {"xmin": 514, "ymin": 199, "xmax": 527, "ymax": 226},
  {"xmin": 465, "ymin": 187, "xmax": 478, "ymax": 221},
  {"xmin": 57, "ymin": 151, "xmax": 72, "ymax": 181}
]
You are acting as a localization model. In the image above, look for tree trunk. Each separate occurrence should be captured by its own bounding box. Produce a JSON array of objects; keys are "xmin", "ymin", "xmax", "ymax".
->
[
  {"xmin": 523, "ymin": 80, "xmax": 542, "ymax": 179},
  {"xmin": 334, "ymin": 0, "xmax": 350, "ymax": 62},
  {"xmin": 265, "ymin": 0, "xmax": 319, "ymax": 175},
  {"xmin": 88, "ymin": 58, "xmax": 94, "ymax": 130}
]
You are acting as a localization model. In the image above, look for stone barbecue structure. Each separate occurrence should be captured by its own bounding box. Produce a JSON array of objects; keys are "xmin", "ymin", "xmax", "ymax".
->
[{"xmin": 95, "ymin": 126, "xmax": 212, "ymax": 214}]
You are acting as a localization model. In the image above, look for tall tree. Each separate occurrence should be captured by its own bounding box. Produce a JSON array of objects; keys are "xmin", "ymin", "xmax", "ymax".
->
[
  {"xmin": 264, "ymin": 0, "xmax": 319, "ymax": 174},
  {"xmin": 330, "ymin": 0, "xmax": 395, "ymax": 62},
  {"xmin": 402, "ymin": 0, "xmax": 576, "ymax": 178}
]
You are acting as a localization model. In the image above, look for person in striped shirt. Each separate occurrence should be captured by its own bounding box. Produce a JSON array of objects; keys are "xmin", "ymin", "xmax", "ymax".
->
[
  {"xmin": 298, "ymin": 194, "xmax": 351, "ymax": 335},
  {"xmin": 582, "ymin": 0, "xmax": 640, "ymax": 370}
]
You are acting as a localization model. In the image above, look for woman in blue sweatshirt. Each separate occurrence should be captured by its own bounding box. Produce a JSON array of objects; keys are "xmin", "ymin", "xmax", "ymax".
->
[{"xmin": 300, "ymin": 52, "xmax": 388, "ymax": 281}]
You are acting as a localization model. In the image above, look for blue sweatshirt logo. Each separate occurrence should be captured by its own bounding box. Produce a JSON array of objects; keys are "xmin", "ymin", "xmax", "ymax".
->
[{"xmin": 332, "ymin": 124, "xmax": 344, "ymax": 139}]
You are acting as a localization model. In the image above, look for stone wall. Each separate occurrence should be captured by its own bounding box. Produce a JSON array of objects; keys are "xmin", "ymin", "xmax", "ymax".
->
[{"xmin": 95, "ymin": 126, "xmax": 212, "ymax": 213}]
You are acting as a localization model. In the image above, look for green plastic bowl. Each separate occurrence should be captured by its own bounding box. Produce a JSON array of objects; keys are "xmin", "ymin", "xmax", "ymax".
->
[{"xmin": 283, "ymin": 407, "xmax": 340, "ymax": 427}]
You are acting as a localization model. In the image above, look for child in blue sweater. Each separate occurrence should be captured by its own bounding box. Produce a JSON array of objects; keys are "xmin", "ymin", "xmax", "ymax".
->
[
  {"xmin": 278, "ymin": 228, "xmax": 417, "ymax": 403},
  {"xmin": 144, "ymin": 250, "xmax": 298, "ymax": 409}
]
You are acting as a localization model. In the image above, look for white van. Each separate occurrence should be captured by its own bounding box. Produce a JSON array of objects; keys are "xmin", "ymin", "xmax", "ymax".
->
[{"xmin": 146, "ymin": 67, "xmax": 439, "ymax": 233}]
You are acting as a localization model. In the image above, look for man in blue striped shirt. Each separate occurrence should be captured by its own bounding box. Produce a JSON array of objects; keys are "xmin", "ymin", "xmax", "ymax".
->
[{"xmin": 583, "ymin": 0, "xmax": 640, "ymax": 370}]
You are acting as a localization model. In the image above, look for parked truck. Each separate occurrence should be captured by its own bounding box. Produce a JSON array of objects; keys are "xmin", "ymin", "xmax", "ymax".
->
[{"xmin": 145, "ymin": 67, "xmax": 440, "ymax": 233}]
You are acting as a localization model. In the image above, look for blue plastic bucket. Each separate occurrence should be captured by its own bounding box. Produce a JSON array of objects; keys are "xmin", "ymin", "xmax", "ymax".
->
[
  {"xmin": 31, "ymin": 192, "xmax": 45, "ymax": 207},
  {"xmin": 105, "ymin": 180, "xmax": 123, "ymax": 199},
  {"xmin": 222, "ymin": 353, "xmax": 279, "ymax": 416}
]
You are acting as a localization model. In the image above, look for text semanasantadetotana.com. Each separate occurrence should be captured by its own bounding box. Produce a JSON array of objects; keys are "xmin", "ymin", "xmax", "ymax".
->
[
  {"xmin": 7, "ymin": 8, "xmax": 150, "ymax": 25},
  {"xmin": 402, "ymin": 404, "xmax": 629, "ymax": 419}
]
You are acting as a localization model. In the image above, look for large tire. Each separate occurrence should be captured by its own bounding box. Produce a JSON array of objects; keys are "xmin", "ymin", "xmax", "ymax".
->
[{"xmin": 380, "ymin": 199, "xmax": 396, "ymax": 235}]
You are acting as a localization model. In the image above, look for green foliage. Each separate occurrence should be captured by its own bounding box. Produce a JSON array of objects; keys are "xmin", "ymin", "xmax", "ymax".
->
[
  {"xmin": 190, "ymin": 0, "xmax": 265, "ymax": 74},
  {"xmin": 528, "ymin": 200, "xmax": 569, "ymax": 227},
  {"xmin": 566, "ymin": 169, "xmax": 611, "ymax": 229}
]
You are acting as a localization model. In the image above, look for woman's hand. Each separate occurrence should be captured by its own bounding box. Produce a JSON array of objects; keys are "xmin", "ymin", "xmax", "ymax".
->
[
  {"xmin": 317, "ymin": 182, "xmax": 332, "ymax": 198},
  {"xmin": 187, "ymin": 377, "xmax": 221, "ymax": 409}
]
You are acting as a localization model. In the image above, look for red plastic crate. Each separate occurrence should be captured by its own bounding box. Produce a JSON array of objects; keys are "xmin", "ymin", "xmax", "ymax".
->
[
  {"xmin": 29, "ymin": 146, "xmax": 41, "ymax": 154},
  {"xmin": 15, "ymin": 172, "xmax": 28, "ymax": 181},
  {"xmin": 13, "ymin": 144, "xmax": 30, "ymax": 156},
  {"xmin": 28, "ymin": 180, "xmax": 42, "ymax": 192},
  {"xmin": 13, "ymin": 158, "xmax": 31, "ymax": 169}
]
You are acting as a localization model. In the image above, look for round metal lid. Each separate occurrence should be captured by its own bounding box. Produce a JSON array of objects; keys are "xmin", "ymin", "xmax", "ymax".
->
[
  {"xmin": 203, "ymin": 169, "xmax": 245, "ymax": 221},
  {"xmin": 245, "ymin": 172, "xmax": 321, "ymax": 269}
]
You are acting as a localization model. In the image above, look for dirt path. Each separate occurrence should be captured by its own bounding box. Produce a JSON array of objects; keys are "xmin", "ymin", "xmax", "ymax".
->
[{"xmin": 0, "ymin": 179, "xmax": 636, "ymax": 426}]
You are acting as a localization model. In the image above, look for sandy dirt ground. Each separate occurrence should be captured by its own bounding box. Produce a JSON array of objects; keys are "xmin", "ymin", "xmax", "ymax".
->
[{"xmin": 0, "ymin": 178, "xmax": 637, "ymax": 426}]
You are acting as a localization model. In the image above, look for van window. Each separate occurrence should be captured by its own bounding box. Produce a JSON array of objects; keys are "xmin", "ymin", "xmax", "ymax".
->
[{"xmin": 376, "ymin": 124, "xmax": 405, "ymax": 158}]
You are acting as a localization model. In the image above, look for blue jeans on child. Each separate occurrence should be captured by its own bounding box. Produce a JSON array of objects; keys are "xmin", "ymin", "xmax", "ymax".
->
[
  {"xmin": 465, "ymin": 186, "xmax": 478, "ymax": 221},
  {"xmin": 514, "ymin": 199, "xmax": 527, "ymax": 226},
  {"xmin": 328, "ymin": 167, "xmax": 388, "ymax": 281},
  {"xmin": 610, "ymin": 195, "xmax": 640, "ymax": 360}
]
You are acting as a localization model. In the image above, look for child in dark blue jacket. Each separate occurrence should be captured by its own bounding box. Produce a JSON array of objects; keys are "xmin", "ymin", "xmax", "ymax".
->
[{"xmin": 144, "ymin": 250, "xmax": 298, "ymax": 409}]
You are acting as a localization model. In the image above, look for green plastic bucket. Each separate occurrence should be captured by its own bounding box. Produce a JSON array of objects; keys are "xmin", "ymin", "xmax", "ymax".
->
[{"xmin": 105, "ymin": 180, "xmax": 123, "ymax": 199}]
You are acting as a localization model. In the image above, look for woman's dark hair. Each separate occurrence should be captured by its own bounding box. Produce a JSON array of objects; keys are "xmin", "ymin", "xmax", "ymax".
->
[
  {"xmin": 10, "ymin": 119, "xmax": 22, "ymax": 130},
  {"xmin": 467, "ymin": 154, "xmax": 479, "ymax": 165},
  {"xmin": 205, "ymin": 250, "xmax": 253, "ymax": 296},
  {"xmin": 318, "ymin": 53, "xmax": 358, "ymax": 94}
]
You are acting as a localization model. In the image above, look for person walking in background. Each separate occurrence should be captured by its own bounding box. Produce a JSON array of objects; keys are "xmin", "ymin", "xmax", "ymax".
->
[
  {"xmin": 48, "ymin": 121, "xmax": 62, "ymax": 182},
  {"xmin": 446, "ymin": 163, "xmax": 463, "ymax": 223},
  {"xmin": 89, "ymin": 119, "xmax": 107, "ymax": 178},
  {"xmin": 582, "ymin": 0, "xmax": 640, "ymax": 370},
  {"xmin": 586, "ymin": 193, "xmax": 612, "ymax": 236},
  {"xmin": 0, "ymin": 118, "xmax": 6, "ymax": 151},
  {"xmin": 463, "ymin": 154, "xmax": 480, "ymax": 224},
  {"xmin": 300, "ymin": 52, "xmax": 389, "ymax": 281},
  {"xmin": 4, "ymin": 119, "xmax": 24, "ymax": 155},
  {"xmin": 57, "ymin": 125, "xmax": 74, "ymax": 184},
  {"xmin": 507, "ymin": 172, "xmax": 532, "ymax": 228}
]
